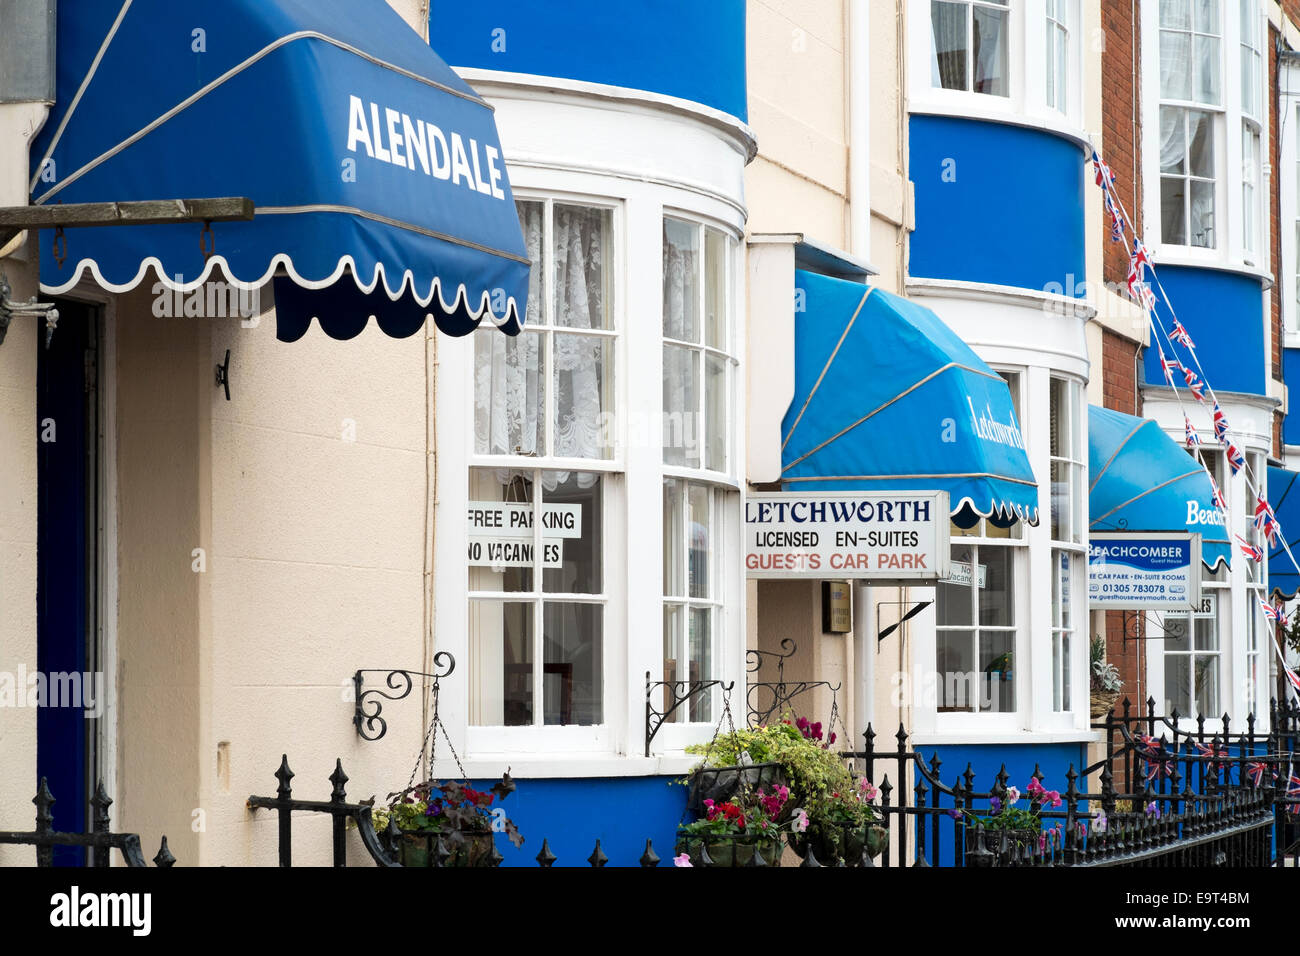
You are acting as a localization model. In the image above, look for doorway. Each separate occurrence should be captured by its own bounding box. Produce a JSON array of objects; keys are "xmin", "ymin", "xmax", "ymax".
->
[{"xmin": 36, "ymin": 298, "xmax": 102, "ymax": 865}]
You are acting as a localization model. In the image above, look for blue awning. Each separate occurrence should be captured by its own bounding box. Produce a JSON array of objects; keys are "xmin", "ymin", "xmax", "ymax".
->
[
  {"xmin": 1267, "ymin": 466, "xmax": 1300, "ymax": 598},
  {"xmin": 1088, "ymin": 405, "xmax": 1229, "ymax": 570},
  {"xmin": 29, "ymin": 0, "xmax": 528, "ymax": 339},
  {"xmin": 780, "ymin": 270, "xmax": 1039, "ymax": 527}
]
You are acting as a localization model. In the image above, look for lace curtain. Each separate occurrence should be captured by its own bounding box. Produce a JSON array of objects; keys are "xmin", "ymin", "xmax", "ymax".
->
[
  {"xmin": 1158, "ymin": 7, "xmax": 1216, "ymax": 248},
  {"xmin": 475, "ymin": 202, "xmax": 606, "ymax": 491}
]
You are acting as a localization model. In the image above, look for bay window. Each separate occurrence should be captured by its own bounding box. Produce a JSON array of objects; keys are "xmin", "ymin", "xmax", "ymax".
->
[{"xmin": 1045, "ymin": 0, "xmax": 1070, "ymax": 114}]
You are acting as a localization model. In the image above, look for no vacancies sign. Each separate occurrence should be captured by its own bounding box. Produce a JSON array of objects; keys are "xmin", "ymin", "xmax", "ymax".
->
[
  {"xmin": 1088, "ymin": 532, "xmax": 1202, "ymax": 610},
  {"xmin": 745, "ymin": 492, "xmax": 949, "ymax": 581}
]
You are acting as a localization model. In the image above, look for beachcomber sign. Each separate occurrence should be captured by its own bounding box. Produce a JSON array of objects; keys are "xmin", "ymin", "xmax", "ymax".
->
[
  {"xmin": 1088, "ymin": 532, "xmax": 1202, "ymax": 610},
  {"xmin": 745, "ymin": 492, "xmax": 949, "ymax": 581}
]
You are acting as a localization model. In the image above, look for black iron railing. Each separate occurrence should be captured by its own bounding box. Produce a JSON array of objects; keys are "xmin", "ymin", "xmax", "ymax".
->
[
  {"xmin": 844, "ymin": 697, "xmax": 1300, "ymax": 867},
  {"xmin": 0, "ymin": 780, "xmax": 175, "ymax": 867}
]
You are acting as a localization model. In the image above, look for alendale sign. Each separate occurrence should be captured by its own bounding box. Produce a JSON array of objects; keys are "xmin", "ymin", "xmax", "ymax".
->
[
  {"xmin": 745, "ymin": 491, "xmax": 949, "ymax": 580},
  {"xmin": 346, "ymin": 96, "xmax": 508, "ymax": 200}
]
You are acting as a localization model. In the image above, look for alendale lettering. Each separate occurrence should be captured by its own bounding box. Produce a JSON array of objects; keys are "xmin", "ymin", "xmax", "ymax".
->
[
  {"xmin": 745, "ymin": 498, "xmax": 931, "ymax": 524},
  {"xmin": 346, "ymin": 95, "xmax": 506, "ymax": 200},
  {"xmin": 967, "ymin": 398, "xmax": 1025, "ymax": 450}
]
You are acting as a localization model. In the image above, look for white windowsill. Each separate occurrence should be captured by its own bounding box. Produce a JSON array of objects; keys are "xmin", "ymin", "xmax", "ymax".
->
[
  {"xmin": 911, "ymin": 730, "xmax": 1104, "ymax": 746},
  {"xmin": 443, "ymin": 754, "xmax": 702, "ymax": 779}
]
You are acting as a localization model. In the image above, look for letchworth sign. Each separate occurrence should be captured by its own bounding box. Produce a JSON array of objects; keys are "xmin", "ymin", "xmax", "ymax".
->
[
  {"xmin": 1087, "ymin": 532, "xmax": 1203, "ymax": 611},
  {"xmin": 744, "ymin": 491, "xmax": 950, "ymax": 581}
]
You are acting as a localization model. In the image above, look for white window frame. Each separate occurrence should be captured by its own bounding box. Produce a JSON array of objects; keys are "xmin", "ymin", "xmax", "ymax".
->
[
  {"xmin": 1142, "ymin": 0, "xmax": 1266, "ymax": 271},
  {"xmin": 1049, "ymin": 376, "xmax": 1085, "ymax": 714}
]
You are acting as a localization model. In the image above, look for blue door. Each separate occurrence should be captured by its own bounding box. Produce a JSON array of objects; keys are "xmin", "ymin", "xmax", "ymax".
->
[{"xmin": 36, "ymin": 300, "xmax": 99, "ymax": 866}]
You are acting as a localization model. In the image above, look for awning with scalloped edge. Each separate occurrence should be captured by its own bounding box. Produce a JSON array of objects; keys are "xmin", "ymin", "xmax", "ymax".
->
[
  {"xmin": 29, "ymin": 0, "xmax": 528, "ymax": 340},
  {"xmin": 780, "ymin": 270, "xmax": 1039, "ymax": 528}
]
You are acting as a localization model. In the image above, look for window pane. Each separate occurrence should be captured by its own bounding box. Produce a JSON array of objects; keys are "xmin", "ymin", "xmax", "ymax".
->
[
  {"xmin": 469, "ymin": 469, "xmax": 535, "ymax": 592},
  {"xmin": 688, "ymin": 483, "xmax": 711, "ymax": 598},
  {"xmin": 979, "ymin": 631, "xmax": 1015, "ymax": 712},
  {"xmin": 1159, "ymin": 31, "xmax": 1192, "ymax": 101},
  {"xmin": 475, "ymin": 329, "xmax": 544, "ymax": 457},
  {"xmin": 1164, "ymin": 615, "xmax": 1191, "ymax": 651},
  {"xmin": 553, "ymin": 204, "xmax": 612, "ymax": 330},
  {"xmin": 979, "ymin": 546, "xmax": 1014, "ymax": 626},
  {"xmin": 938, "ymin": 545, "xmax": 975, "ymax": 626},
  {"xmin": 1051, "ymin": 461, "xmax": 1074, "ymax": 541},
  {"xmin": 1193, "ymin": 616, "xmax": 1218, "ymax": 650},
  {"xmin": 1193, "ymin": 0, "xmax": 1219, "ymax": 34},
  {"xmin": 705, "ymin": 229, "xmax": 728, "ymax": 350},
  {"xmin": 689, "ymin": 606, "xmax": 714, "ymax": 722},
  {"xmin": 1160, "ymin": 0, "xmax": 1190, "ymax": 30},
  {"xmin": 543, "ymin": 602, "xmax": 602, "ymax": 725},
  {"xmin": 1059, "ymin": 551, "xmax": 1074, "ymax": 630},
  {"xmin": 1161, "ymin": 177, "xmax": 1187, "ymax": 245},
  {"xmin": 469, "ymin": 599, "xmax": 534, "ymax": 726},
  {"xmin": 1188, "ymin": 111, "xmax": 1214, "ymax": 176},
  {"xmin": 664, "ymin": 345, "xmax": 701, "ymax": 467},
  {"xmin": 552, "ymin": 332, "xmax": 612, "ymax": 460},
  {"xmin": 705, "ymin": 353, "xmax": 727, "ymax": 471},
  {"xmin": 542, "ymin": 471, "xmax": 601, "ymax": 594},
  {"xmin": 1061, "ymin": 632, "xmax": 1072, "ymax": 712},
  {"xmin": 1052, "ymin": 634, "xmax": 1063, "ymax": 710},
  {"xmin": 1189, "ymin": 179, "xmax": 1215, "ymax": 248},
  {"xmin": 1194, "ymin": 35, "xmax": 1220, "ymax": 104},
  {"xmin": 937, "ymin": 631, "xmax": 976, "ymax": 711},
  {"xmin": 663, "ymin": 480, "xmax": 686, "ymax": 595},
  {"xmin": 1159, "ymin": 107, "xmax": 1186, "ymax": 174},
  {"xmin": 1193, "ymin": 654, "xmax": 1219, "ymax": 714},
  {"xmin": 516, "ymin": 200, "xmax": 545, "ymax": 327},
  {"xmin": 931, "ymin": 1, "xmax": 968, "ymax": 90},
  {"xmin": 1164, "ymin": 653, "xmax": 1191, "ymax": 715},
  {"xmin": 972, "ymin": 6, "xmax": 1008, "ymax": 96},
  {"xmin": 663, "ymin": 219, "xmax": 700, "ymax": 342}
]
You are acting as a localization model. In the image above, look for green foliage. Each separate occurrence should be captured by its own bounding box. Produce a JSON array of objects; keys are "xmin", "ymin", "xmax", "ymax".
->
[
  {"xmin": 685, "ymin": 715, "xmax": 876, "ymax": 830},
  {"xmin": 372, "ymin": 774, "xmax": 523, "ymax": 849}
]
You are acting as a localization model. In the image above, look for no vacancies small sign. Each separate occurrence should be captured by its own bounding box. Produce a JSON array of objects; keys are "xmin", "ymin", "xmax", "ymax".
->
[
  {"xmin": 1088, "ymin": 532, "xmax": 1202, "ymax": 610},
  {"xmin": 745, "ymin": 492, "xmax": 950, "ymax": 581}
]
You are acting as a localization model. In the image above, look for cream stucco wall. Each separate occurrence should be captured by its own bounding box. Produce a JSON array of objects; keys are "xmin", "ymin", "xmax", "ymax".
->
[{"xmin": 744, "ymin": 0, "xmax": 910, "ymax": 747}]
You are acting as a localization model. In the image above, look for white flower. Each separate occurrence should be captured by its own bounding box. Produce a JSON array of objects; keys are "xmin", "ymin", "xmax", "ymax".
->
[
  {"xmin": 1005, "ymin": 786, "xmax": 1020, "ymax": 804},
  {"xmin": 792, "ymin": 808, "xmax": 809, "ymax": 833}
]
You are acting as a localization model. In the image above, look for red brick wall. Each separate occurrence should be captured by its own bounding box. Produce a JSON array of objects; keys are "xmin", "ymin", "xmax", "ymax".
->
[
  {"xmin": 1100, "ymin": 2, "xmax": 1146, "ymax": 707},
  {"xmin": 1101, "ymin": 0, "xmax": 1141, "ymax": 288}
]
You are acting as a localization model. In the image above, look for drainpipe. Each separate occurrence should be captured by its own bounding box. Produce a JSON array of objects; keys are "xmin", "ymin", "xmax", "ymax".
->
[
  {"xmin": 848, "ymin": 0, "xmax": 871, "ymax": 258},
  {"xmin": 0, "ymin": 0, "xmax": 55, "ymax": 251}
]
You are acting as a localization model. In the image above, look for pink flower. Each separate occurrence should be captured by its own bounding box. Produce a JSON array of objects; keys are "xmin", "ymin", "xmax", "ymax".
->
[
  {"xmin": 858, "ymin": 778, "xmax": 879, "ymax": 801},
  {"xmin": 792, "ymin": 808, "xmax": 809, "ymax": 833},
  {"xmin": 673, "ymin": 853, "xmax": 693, "ymax": 867},
  {"xmin": 1045, "ymin": 789, "xmax": 1062, "ymax": 808}
]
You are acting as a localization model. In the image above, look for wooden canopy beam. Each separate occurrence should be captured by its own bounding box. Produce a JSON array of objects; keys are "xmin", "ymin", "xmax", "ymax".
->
[{"xmin": 0, "ymin": 197, "xmax": 255, "ymax": 250}]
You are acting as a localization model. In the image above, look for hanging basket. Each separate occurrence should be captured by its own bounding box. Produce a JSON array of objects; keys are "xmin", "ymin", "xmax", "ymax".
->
[
  {"xmin": 674, "ymin": 833, "xmax": 784, "ymax": 868},
  {"xmin": 1090, "ymin": 689, "xmax": 1121, "ymax": 720},
  {"xmin": 788, "ymin": 823, "xmax": 888, "ymax": 866},
  {"xmin": 685, "ymin": 762, "xmax": 786, "ymax": 815},
  {"xmin": 396, "ymin": 830, "xmax": 498, "ymax": 868}
]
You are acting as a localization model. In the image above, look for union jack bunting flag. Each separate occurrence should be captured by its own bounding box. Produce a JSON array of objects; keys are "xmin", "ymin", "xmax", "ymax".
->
[
  {"xmin": 1286, "ymin": 663, "xmax": 1300, "ymax": 697},
  {"xmin": 1126, "ymin": 258, "xmax": 1141, "ymax": 298},
  {"xmin": 1132, "ymin": 237, "xmax": 1153, "ymax": 271},
  {"xmin": 1160, "ymin": 352, "xmax": 1181, "ymax": 386},
  {"xmin": 1212, "ymin": 402, "xmax": 1229, "ymax": 441},
  {"xmin": 1288, "ymin": 775, "xmax": 1300, "ymax": 800},
  {"xmin": 1183, "ymin": 366, "xmax": 1206, "ymax": 401},
  {"xmin": 1170, "ymin": 319, "xmax": 1194, "ymax": 348},
  {"xmin": 1091, "ymin": 150, "xmax": 1115, "ymax": 189},
  {"xmin": 1236, "ymin": 535, "xmax": 1264, "ymax": 563},
  {"xmin": 1209, "ymin": 475, "xmax": 1226, "ymax": 510},
  {"xmin": 1246, "ymin": 761, "xmax": 1268, "ymax": 787},
  {"xmin": 1137, "ymin": 283, "xmax": 1157, "ymax": 313},
  {"xmin": 1105, "ymin": 191, "xmax": 1124, "ymax": 242},
  {"xmin": 1184, "ymin": 415, "xmax": 1200, "ymax": 447},
  {"xmin": 1254, "ymin": 497, "xmax": 1273, "ymax": 532},
  {"xmin": 1228, "ymin": 443, "xmax": 1245, "ymax": 474},
  {"xmin": 1260, "ymin": 599, "xmax": 1285, "ymax": 624}
]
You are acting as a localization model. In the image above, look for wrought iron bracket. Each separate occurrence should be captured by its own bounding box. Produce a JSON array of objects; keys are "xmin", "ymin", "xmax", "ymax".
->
[
  {"xmin": 876, "ymin": 600, "xmax": 933, "ymax": 644},
  {"xmin": 745, "ymin": 639, "xmax": 841, "ymax": 727},
  {"xmin": 0, "ymin": 270, "xmax": 59, "ymax": 349},
  {"xmin": 644, "ymin": 672, "xmax": 735, "ymax": 757},
  {"xmin": 215, "ymin": 349, "xmax": 231, "ymax": 401},
  {"xmin": 353, "ymin": 653, "xmax": 455, "ymax": 742}
]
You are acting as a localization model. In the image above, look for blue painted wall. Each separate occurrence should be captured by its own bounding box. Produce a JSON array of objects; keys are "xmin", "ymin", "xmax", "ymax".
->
[
  {"xmin": 1140, "ymin": 266, "xmax": 1266, "ymax": 396},
  {"xmin": 429, "ymin": 0, "xmax": 748, "ymax": 121},
  {"xmin": 472, "ymin": 775, "xmax": 686, "ymax": 867},
  {"xmin": 1285, "ymin": 349, "xmax": 1300, "ymax": 445},
  {"xmin": 908, "ymin": 115, "xmax": 1086, "ymax": 294}
]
